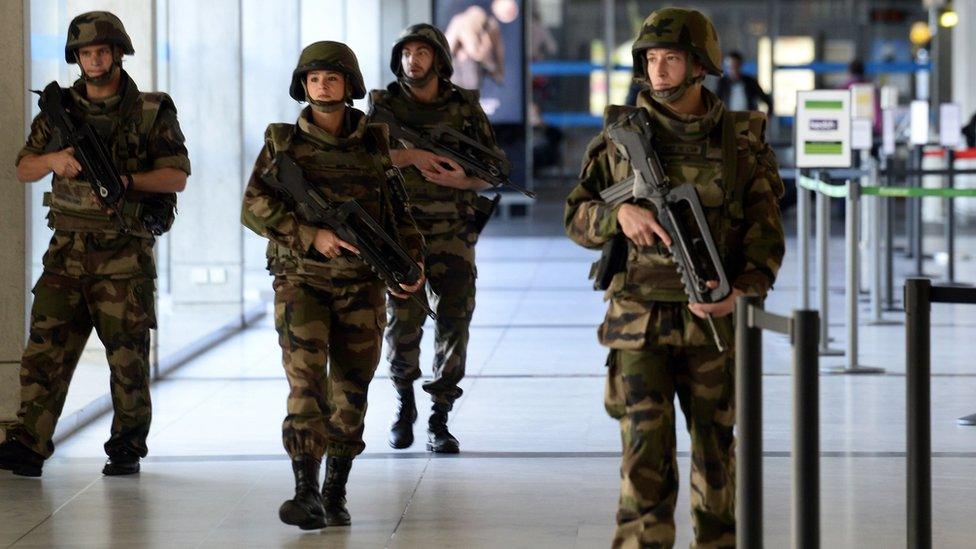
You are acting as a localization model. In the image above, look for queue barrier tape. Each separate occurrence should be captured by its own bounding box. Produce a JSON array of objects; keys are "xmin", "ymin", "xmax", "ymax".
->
[{"xmin": 796, "ymin": 175, "xmax": 976, "ymax": 199}]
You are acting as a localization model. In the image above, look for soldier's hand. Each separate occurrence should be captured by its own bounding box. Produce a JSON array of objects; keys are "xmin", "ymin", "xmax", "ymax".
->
[
  {"xmin": 47, "ymin": 147, "xmax": 82, "ymax": 178},
  {"xmin": 313, "ymin": 228, "xmax": 359, "ymax": 259},
  {"xmin": 617, "ymin": 203, "xmax": 672, "ymax": 248},
  {"xmin": 404, "ymin": 150, "xmax": 455, "ymax": 173},
  {"xmin": 419, "ymin": 157, "xmax": 473, "ymax": 189},
  {"xmin": 688, "ymin": 286, "xmax": 742, "ymax": 319},
  {"xmin": 390, "ymin": 263, "xmax": 426, "ymax": 298}
]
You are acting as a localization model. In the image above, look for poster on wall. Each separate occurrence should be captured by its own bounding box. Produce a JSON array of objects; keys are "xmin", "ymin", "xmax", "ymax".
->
[{"xmin": 435, "ymin": 0, "xmax": 525, "ymax": 125}]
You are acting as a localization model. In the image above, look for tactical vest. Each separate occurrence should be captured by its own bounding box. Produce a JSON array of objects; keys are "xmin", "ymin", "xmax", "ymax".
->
[
  {"xmin": 45, "ymin": 82, "xmax": 177, "ymax": 239},
  {"xmin": 601, "ymin": 104, "xmax": 767, "ymax": 302},
  {"xmin": 369, "ymin": 85, "xmax": 483, "ymax": 219},
  {"xmin": 262, "ymin": 116, "xmax": 399, "ymax": 276}
]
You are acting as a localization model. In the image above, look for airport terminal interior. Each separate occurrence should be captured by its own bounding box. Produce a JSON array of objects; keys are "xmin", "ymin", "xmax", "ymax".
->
[{"xmin": 2, "ymin": 0, "xmax": 976, "ymax": 547}]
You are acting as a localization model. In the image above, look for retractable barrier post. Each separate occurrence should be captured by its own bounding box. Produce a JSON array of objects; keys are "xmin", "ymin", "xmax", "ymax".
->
[
  {"xmin": 884, "ymin": 156, "xmax": 898, "ymax": 311},
  {"xmin": 911, "ymin": 147, "xmax": 928, "ymax": 276},
  {"xmin": 815, "ymin": 171, "xmax": 843, "ymax": 356},
  {"xmin": 904, "ymin": 279, "xmax": 976, "ymax": 549},
  {"xmin": 869, "ymin": 157, "xmax": 899, "ymax": 324},
  {"xmin": 735, "ymin": 295, "xmax": 763, "ymax": 549},
  {"xmin": 829, "ymin": 179, "xmax": 883, "ymax": 374},
  {"xmin": 793, "ymin": 308, "xmax": 820, "ymax": 549},
  {"xmin": 905, "ymin": 278, "xmax": 931, "ymax": 549},
  {"xmin": 797, "ymin": 168, "xmax": 811, "ymax": 309},
  {"xmin": 735, "ymin": 297, "xmax": 821, "ymax": 549}
]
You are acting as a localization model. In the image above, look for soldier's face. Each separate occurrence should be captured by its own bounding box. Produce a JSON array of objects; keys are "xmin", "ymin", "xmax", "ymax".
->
[
  {"xmin": 77, "ymin": 44, "xmax": 115, "ymax": 78},
  {"xmin": 645, "ymin": 48, "xmax": 700, "ymax": 89},
  {"xmin": 401, "ymin": 42, "xmax": 435, "ymax": 80},
  {"xmin": 306, "ymin": 70, "xmax": 346, "ymax": 102}
]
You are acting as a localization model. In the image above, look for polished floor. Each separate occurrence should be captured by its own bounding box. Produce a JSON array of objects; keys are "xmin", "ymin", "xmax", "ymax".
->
[{"xmin": 3, "ymin": 203, "xmax": 976, "ymax": 548}]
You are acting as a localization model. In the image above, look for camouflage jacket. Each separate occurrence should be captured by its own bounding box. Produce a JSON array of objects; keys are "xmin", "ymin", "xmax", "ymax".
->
[
  {"xmin": 565, "ymin": 88, "xmax": 785, "ymax": 348},
  {"xmin": 241, "ymin": 106, "xmax": 425, "ymax": 279},
  {"xmin": 368, "ymin": 80, "xmax": 503, "ymax": 220},
  {"xmin": 16, "ymin": 69, "xmax": 190, "ymax": 278}
]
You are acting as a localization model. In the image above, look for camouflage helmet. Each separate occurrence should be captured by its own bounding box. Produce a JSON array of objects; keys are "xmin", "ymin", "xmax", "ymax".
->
[
  {"xmin": 390, "ymin": 23, "xmax": 453, "ymax": 79},
  {"xmin": 64, "ymin": 11, "xmax": 134, "ymax": 63},
  {"xmin": 631, "ymin": 8, "xmax": 722, "ymax": 79},
  {"xmin": 289, "ymin": 41, "xmax": 366, "ymax": 102}
]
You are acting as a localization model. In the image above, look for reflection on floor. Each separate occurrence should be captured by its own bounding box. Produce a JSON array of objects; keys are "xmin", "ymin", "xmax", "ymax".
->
[{"xmin": 4, "ymin": 221, "xmax": 976, "ymax": 548}]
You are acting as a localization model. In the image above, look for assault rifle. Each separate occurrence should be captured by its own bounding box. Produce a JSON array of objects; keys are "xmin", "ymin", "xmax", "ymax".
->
[
  {"xmin": 33, "ymin": 81, "xmax": 130, "ymax": 233},
  {"xmin": 262, "ymin": 153, "xmax": 436, "ymax": 320},
  {"xmin": 592, "ymin": 108, "xmax": 730, "ymax": 352},
  {"xmin": 370, "ymin": 103, "xmax": 536, "ymax": 198}
]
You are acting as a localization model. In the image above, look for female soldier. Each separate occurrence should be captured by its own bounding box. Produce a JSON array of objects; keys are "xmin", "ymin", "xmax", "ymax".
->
[{"xmin": 242, "ymin": 41, "xmax": 425, "ymax": 530}]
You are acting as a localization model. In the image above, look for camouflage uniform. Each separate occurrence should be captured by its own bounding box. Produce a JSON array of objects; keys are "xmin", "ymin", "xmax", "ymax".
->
[
  {"xmin": 370, "ymin": 33, "xmax": 503, "ymax": 409},
  {"xmin": 7, "ymin": 14, "xmax": 189, "ymax": 461},
  {"xmin": 565, "ymin": 9, "xmax": 785, "ymax": 548},
  {"xmin": 242, "ymin": 107, "xmax": 424, "ymax": 460}
]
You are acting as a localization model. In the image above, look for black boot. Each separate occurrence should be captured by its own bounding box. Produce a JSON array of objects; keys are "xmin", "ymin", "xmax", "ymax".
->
[
  {"xmin": 279, "ymin": 456, "xmax": 327, "ymax": 530},
  {"xmin": 0, "ymin": 439, "xmax": 44, "ymax": 477},
  {"xmin": 389, "ymin": 386, "xmax": 417, "ymax": 449},
  {"xmin": 322, "ymin": 455, "xmax": 353, "ymax": 526},
  {"xmin": 427, "ymin": 403, "xmax": 459, "ymax": 454},
  {"xmin": 102, "ymin": 450, "xmax": 141, "ymax": 476}
]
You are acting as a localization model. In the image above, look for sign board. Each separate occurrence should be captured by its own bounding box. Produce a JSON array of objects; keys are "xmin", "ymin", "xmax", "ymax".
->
[
  {"xmin": 880, "ymin": 85, "xmax": 899, "ymax": 110},
  {"xmin": 852, "ymin": 118, "xmax": 873, "ymax": 150},
  {"xmin": 910, "ymin": 100, "xmax": 929, "ymax": 145},
  {"xmin": 882, "ymin": 109, "xmax": 896, "ymax": 156},
  {"xmin": 939, "ymin": 103, "xmax": 961, "ymax": 147},
  {"xmin": 795, "ymin": 90, "xmax": 852, "ymax": 168},
  {"xmin": 851, "ymin": 84, "xmax": 876, "ymax": 122}
]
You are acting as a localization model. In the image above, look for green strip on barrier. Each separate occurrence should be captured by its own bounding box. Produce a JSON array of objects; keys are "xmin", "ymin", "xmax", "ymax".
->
[
  {"xmin": 797, "ymin": 175, "xmax": 848, "ymax": 197},
  {"xmin": 797, "ymin": 175, "xmax": 976, "ymax": 199}
]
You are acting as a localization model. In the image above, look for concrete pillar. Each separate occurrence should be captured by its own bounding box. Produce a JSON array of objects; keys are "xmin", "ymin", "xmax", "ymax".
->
[
  {"xmin": 242, "ymin": 0, "xmax": 301, "ymax": 298},
  {"xmin": 0, "ymin": 1, "xmax": 30, "ymax": 431},
  {"xmin": 166, "ymin": 0, "xmax": 244, "ymax": 307}
]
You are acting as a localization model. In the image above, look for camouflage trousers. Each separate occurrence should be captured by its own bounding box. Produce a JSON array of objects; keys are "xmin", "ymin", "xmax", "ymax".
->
[
  {"xmin": 7, "ymin": 272, "xmax": 155, "ymax": 459},
  {"xmin": 605, "ymin": 345, "xmax": 736, "ymax": 549},
  {"xmin": 273, "ymin": 274, "xmax": 385, "ymax": 459},
  {"xmin": 385, "ymin": 218, "xmax": 477, "ymax": 407}
]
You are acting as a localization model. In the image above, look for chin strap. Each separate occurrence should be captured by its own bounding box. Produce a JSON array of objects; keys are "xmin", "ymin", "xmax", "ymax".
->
[
  {"xmin": 650, "ymin": 62, "xmax": 705, "ymax": 104},
  {"xmin": 302, "ymin": 80, "xmax": 348, "ymax": 113}
]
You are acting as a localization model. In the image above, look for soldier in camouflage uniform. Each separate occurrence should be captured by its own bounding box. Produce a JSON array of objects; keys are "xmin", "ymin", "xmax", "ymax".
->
[
  {"xmin": 241, "ymin": 41, "xmax": 425, "ymax": 530},
  {"xmin": 565, "ymin": 9, "xmax": 785, "ymax": 548},
  {"xmin": 369, "ymin": 23, "xmax": 504, "ymax": 454},
  {"xmin": 0, "ymin": 11, "xmax": 189, "ymax": 478}
]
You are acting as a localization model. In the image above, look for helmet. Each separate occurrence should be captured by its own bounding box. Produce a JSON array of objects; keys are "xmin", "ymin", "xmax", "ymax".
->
[
  {"xmin": 631, "ymin": 8, "xmax": 722, "ymax": 80},
  {"xmin": 289, "ymin": 41, "xmax": 366, "ymax": 102},
  {"xmin": 64, "ymin": 11, "xmax": 134, "ymax": 63},
  {"xmin": 389, "ymin": 24, "xmax": 453, "ymax": 79}
]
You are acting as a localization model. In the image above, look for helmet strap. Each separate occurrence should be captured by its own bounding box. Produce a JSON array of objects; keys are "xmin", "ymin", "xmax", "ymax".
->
[
  {"xmin": 302, "ymin": 80, "xmax": 347, "ymax": 113},
  {"xmin": 400, "ymin": 65, "xmax": 437, "ymax": 88},
  {"xmin": 650, "ymin": 60, "xmax": 704, "ymax": 104},
  {"xmin": 75, "ymin": 47, "xmax": 122, "ymax": 86}
]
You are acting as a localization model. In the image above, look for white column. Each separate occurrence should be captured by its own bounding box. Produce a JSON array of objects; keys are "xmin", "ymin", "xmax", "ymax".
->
[
  {"xmin": 951, "ymin": 0, "xmax": 976, "ymax": 120},
  {"xmin": 166, "ymin": 0, "xmax": 244, "ymax": 305},
  {"xmin": 0, "ymin": 0, "xmax": 30, "ymax": 429}
]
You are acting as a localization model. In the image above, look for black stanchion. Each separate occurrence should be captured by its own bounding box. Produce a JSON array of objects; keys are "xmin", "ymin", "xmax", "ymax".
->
[
  {"xmin": 793, "ymin": 310, "xmax": 820, "ymax": 549},
  {"xmin": 735, "ymin": 297, "xmax": 820, "ymax": 548},
  {"xmin": 905, "ymin": 278, "xmax": 931, "ymax": 549},
  {"xmin": 946, "ymin": 150, "xmax": 956, "ymax": 283},
  {"xmin": 736, "ymin": 295, "xmax": 763, "ymax": 549}
]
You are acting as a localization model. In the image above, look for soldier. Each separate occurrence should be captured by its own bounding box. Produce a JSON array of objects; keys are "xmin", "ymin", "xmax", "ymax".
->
[
  {"xmin": 369, "ymin": 23, "xmax": 504, "ymax": 454},
  {"xmin": 565, "ymin": 8, "xmax": 785, "ymax": 548},
  {"xmin": 0, "ymin": 11, "xmax": 189, "ymax": 478},
  {"xmin": 241, "ymin": 41, "xmax": 426, "ymax": 530}
]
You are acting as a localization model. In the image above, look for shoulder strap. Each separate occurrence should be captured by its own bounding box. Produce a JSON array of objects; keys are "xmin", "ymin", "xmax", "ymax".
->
[
  {"xmin": 602, "ymin": 105, "xmax": 642, "ymax": 182},
  {"xmin": 265, "ymin": 123, "xmax": 296, "ymax": 155}
]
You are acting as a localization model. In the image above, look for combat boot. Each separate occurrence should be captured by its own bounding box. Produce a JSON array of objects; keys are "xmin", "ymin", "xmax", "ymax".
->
[
  {"xmin": 427, "ymin": 403, "xmax": 459, "ymax": 454},
  {"xmin": 102, "ymin": 450, "xmax": 141, "ymax": 476},
  {"xmin": 321, "ymin": 455, "xmax": 353, "ymax": 526},
  {"xmin": 389, "ymin": 386, "xmax": 417, "ymax": 449},
  {"xmin": 279, "ymin": 456, "xmax": 327, "ymax": 530},
  {"xmin": 0, "ymin": 439, "xmax": 44, "ymax": 477}
]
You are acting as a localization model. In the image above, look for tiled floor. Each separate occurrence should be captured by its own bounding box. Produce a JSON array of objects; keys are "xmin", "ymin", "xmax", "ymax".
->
[{"xmin": 3, "ymin": 204, "xmax": 976, "ymax": 548}]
